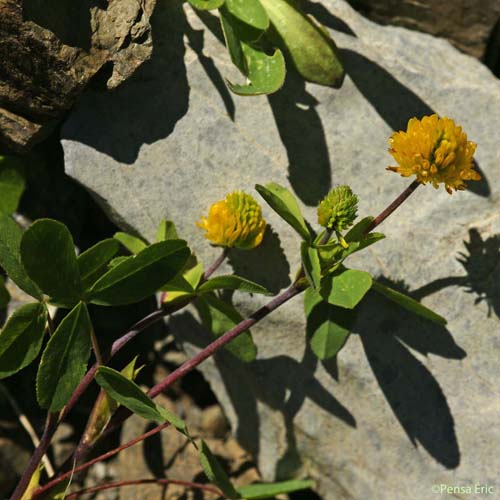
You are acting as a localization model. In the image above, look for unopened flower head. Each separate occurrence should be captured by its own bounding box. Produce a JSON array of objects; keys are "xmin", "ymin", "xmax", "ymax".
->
[
  {"xmin": 197, "ymin": 191, "xmax": 266, "ymax": 249},
  {"xmin": 317, "ymin": 185, "xmax": 358, "ymax": 232},
  {"xmin": 387, "ymin": 114, "xmax": 480, "ymax": 194}
]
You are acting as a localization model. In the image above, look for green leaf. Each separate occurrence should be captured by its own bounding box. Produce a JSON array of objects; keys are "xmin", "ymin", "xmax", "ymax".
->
[
  {"xmin": 198, "ymin": 275, "xmax": 271, "ymax": 295},
  {"xmin": 237, "ymin": 479, "xmax": 315, "ymax": 499},
  {"xmin": 0, "ymin": 303, "xmax": 47, "ymax": 379},
  {"xmin": 321, "ymin": 268, "xmax": 372, "ymax": 309},
  {"xmin": 88, "ymin": 240, "xmax": 190, "ymax": 306},
  {"xmin": 260, "ymin": 0, "xmax": 344, "ymax": 87},
  {"xmin": 156, "ymin": 220, "xmax": 178, "ymax": 241},
  {"xmin": 255, "ymin": 183, "xmax": 310, "ymax": 241},
  {"xmin": 41, "ymin": 479, "xmax": 70, "ymax": 500},
  {"xmin": 95, "ymin": 366, "xmax": 187, "ymax": 433},
  {"xmin": 372, "ymin": 280, "xmax": 447, "ymax": 325},
  {"xmin": 181, "ymin": 260, "xmax": 204, "ymax": 290},
  {"xmin": 0, "ymin": 156, "xmax": 25, "ymax": 214},
  {"xmin": 188, "ymin": 0, "xmax": 225, "ymax": 10},
  {"xmin": 220, "ymin": 6, "xmax": 248, "ymax": 74},
  {"xmin": 162, "ymin": 260, "xmax": 203, "ymax": 304},
  {"xmin": 198, "ymin": 293, "xmax": 257, "ymax": 362},
  {"xmin": 301, "ymin": 242, "xmax": 321, "ymax": 290},
  {"xmin": 114, "ymin": 232, "xmax": 148, "ymax": 254},
  {"xmin": 77, "ymin": 239, "xmax": 120, "ymax": 290},
  {"xmin": 108, "ymin": 256, "xmax": 130, "ymax": 268},
  {"xmin": 0, "ymin": 276, "xmax": 10, "ymax": 309},
  {"xmin": 199, "ymin": 440, "xmax": 239, "ymax": 499},
  {"xmin": 104, "ymin": 356, "xmax": 142, "ymax": 414},
  {"xmin": 227, "ymin": 43, "xmax": 286, "ymax": 96},
  {"xmin": 86, "ymin": 357, "xmax": 142, "ymax": 445},
  {"xmin": 36, "ymin": 302, "xmax": 92, "ymax": 411},
  {"xmin": 20, "ymin": 464, "xmax": 43, "ymax": 500},
  {"xmin": 342, "ymin": 233, "xmax": 385, "ymax": 259},
  {"xmin": 21, "ymin": 219, "xmax": 82, "ymax": 306},
  {"xmin": 225, "ymin": 0, "xmax": 269, "ymax": 31},
  {"xmin": 0, "ymin": 214, "xmax": 42, "ymax": 299},
  {"xmin": 304, "ymin": 288, "xmax": 353, "ymax": 360},
  {"xmin": 345, "ymin": 216, "xmax": 374, "ymax": 242}
]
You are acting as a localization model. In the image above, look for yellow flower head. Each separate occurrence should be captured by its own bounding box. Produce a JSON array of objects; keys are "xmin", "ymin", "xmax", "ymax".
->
[
  {"xmin": 387, "ymin": 114, "xmax": 480, "ymax": 193},
  {"xmin": 197, "ymin": 191, "xmax": 266, "ymax": 249}
]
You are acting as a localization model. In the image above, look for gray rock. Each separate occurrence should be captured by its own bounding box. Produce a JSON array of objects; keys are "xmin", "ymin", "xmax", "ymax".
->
[{"xmin": 62, "ymin": 0, "xmax": 500, "ymax": 498}]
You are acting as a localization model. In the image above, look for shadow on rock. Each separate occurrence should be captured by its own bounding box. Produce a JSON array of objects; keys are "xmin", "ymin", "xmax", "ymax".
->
[
  {"xmin": 457, "ymin": 228, "xmax": 500, "ymax": 318},
  {"xmin": 185, "ymin": 24, "xmax": 235, "ymax": 121},
  {"xmin": 268, "ymin": 74, "xmax": 332, "ymax": 206},
  {"xmin": 169, "ymin": 311, "xmax": 355, "ymax": 479},
  {"xmin": 412, "ymin": 228, "xmax": 500, "ymax": 319},
  {"xmin": 62, "ymin": 0, "xmax": 189, "ymax": 164},
  {"xmin": 304, "ymin": 1, "xmax": 357, "ymax": 37},
  {"xmin": 355, "ymin": 281, "xmax": 465, "ymax": 469},
  {"xmin": 341, "ymin": 48, "xmax": 490, "ymax": 197},
  {"xmin": 23, "ymin": 0, "xmax": 93, "ymax": 50},
  {"xmin": 228, "ymin": 226, "xmax": 291, "ymax": 295}
]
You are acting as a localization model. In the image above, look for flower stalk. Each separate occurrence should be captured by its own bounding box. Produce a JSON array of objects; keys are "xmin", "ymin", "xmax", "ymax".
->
[{"xmin": 365, "ymin": 180, "xmax": 420, "ymax": 233}]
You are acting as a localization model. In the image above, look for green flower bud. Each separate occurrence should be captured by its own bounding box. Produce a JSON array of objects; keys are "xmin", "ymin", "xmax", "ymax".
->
[{"xmin": 317, "ymin": 185, "xmax": 358, "ymax": 232}]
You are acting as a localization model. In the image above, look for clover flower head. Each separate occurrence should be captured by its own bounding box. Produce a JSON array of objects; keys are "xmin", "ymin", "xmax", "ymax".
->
[
  {"xmin": 197, "ymin": 191, "xmax": 266, "ymax": 249},
  {"xmin": 317, "ymin": 185, "xmax": 358, "ymax": 232},
  {"xmin": 387, "ymin": 114, "xmax": 480, "ymax": 194}
]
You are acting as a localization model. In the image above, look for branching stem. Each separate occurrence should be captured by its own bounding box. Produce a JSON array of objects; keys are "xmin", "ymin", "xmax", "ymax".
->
[
  {"xmin": 13, "ymin": 183, "xmax": 419, "ymax": 500},
  {"xmin": 32, "ymin": 423, "xmax": 171, "ymax": 498}
]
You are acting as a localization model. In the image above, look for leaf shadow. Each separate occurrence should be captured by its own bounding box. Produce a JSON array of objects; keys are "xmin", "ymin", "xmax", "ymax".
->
[
  {"xmin": 353, "ymin": 281, "xmax": 465, "ymax": 469},
  {"xmin": 411, "ymin": 228, "xmax": 500, "ymax": 319},
  {"xmin": 268, "ymin": 74, "xmax": 332, "ymax": 206},
  {"xmin": 169, "ymin": 310, "xmax": 356, "ymax": 479},
  {"xmin": 185, "ymin": 25, "xmax": 235, "ymax": 121},
  {"xmin": 196, "ymin": 9, "xmax": 333, "ymax": 207},
  {"xmin": 228, "ymin": 225, "xmax": 291, "ymax": 295}
]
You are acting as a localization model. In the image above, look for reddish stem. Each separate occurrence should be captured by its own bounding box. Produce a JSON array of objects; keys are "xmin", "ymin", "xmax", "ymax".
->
[
  {"xmin": 15, "ymin": 182, "xmax": 419, "ymax": 500},
  {"xmin": 149, "ymin": 284, "xmax": 300, "ymax": 397},
  {"xmin": 11, "ymin": 304, "xmax": 182, "ymax": 500},
  {"xmin": 32, "ymin": 422, "xmax": 171, "ymax": 499},
  {"xmin": 101, "ymin": 284, "xmax": 302, "ymax": 436},
  {"xmin": 33, "ymin": 284, "xmax": 301, "ymax": 497},
  {"xmin": 365, "ymin": 180, "xmax": 420, "ymax": 233},
  {"xmin": 203, "ymin": 248, "xmax": 229, "ymax": 280},
  {"xmin": 9, "ymin": 413, "xmax": 58, "ymax": 500},
  {"xmin": 64, "ymin": 478, "xmax": 225, "ymax": 499}
]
